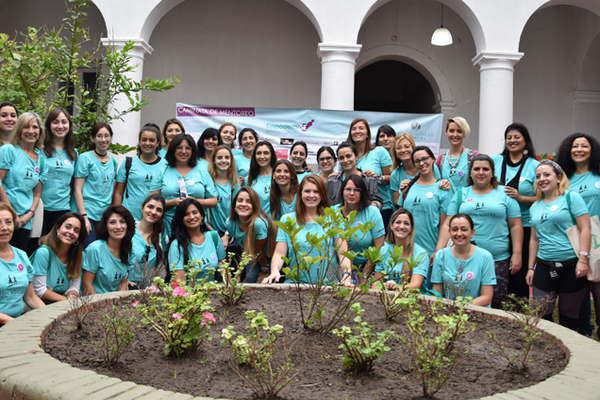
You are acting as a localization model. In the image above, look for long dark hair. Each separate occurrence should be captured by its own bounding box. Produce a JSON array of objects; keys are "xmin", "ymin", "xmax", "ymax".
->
[
  {"xmin": 162, "ymin": 118, "xmax": 185, "ymax": 147},
  {"xmin": 141, "ymin": 194, "xmax": 166, "ymax": 263},
  {"xmin": 44, "ymin": 108, "xmax": 77, "ymax": 160},
  {"xmin": 169, "ymin": 198, "xmax": 209, "ymax": 267},
  {"xmin": 402, "ymin": 145, "xmax": 436, "ymax": 198},
  {"xmin": 197, "ymin": 127, "xmax": 221, "ymax": 159},
  {"xmin": 270, "ymin": 159, "xmax": 298, "ymax": 220},
  {"xmin": 40, "ymin": 212, "xmax": 87, "ymax": 279},
  {"xmin": 501, "ymin": 123, "xmax": 536, "ymax": 159},
  {"xmin": 341, "ymin": 174, "xmax": 370, "ymax": 213},
  {"xmin": 248, "ymin": 140, "xmax": 276, "ymax": 185},
  {"xmin": 96, "ymin": 205, "xmax": 136, "ymax": 264},
  {"xmin": 556, "ymin": 133, "xmax": 600, "ymax": 178},
  {"xmin": 289, "ymin": 141, "xmax": 309, "ymax": 170},
  {"xmin": 346, "ymin": 118, "xmax": 373, "ymax": 152}
]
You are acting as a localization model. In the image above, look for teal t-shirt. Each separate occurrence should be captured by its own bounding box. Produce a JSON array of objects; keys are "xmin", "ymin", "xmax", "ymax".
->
[
  {"xmin": 129, "ymin": 228, "xmax": 160, "ymax": 286},
  {"xmin": 160, "ymin": 164, "xmax": 218, "ymax": 238},
  {"xmin": 0, "ymin": 145, "xmax": 43, "ymax": 230},
  {"xmin": 403, "ymin": 182, "xmax": 452, "ymax": 254},
  {"xmin": 226, "ymin": 217, "xmax": 268, "ymax": 248},
  {"xmin": 530, "ymin": 191, "xmax": 589, "ymax": 261},
  {"xmin": 374, "ymin": 242, "xmax": 429, "ymax": 283},
  {"xmin": 570, "ymin": 172, "xmax": 600, "ymax": 218},
  {"xmin": 438, "ymin": 148, "xmax": 475, "ymax": 189},
  {"xmin": 30, "ymin": 245, "xmax": 74, "ymax": 295},
  {"xmin": 250, "ymin": 174, "xmax": 272, "ymax": 214},
  {"xmin": 296, "ymin": 171, "xmax": 311, "ymax": 183},
  {"xmin": 234, "ymin": 152, "xmax": 251, "ymax": 181},
  {"xmin": 116, "ymin": 156, "xmax": 167, "ymax": 221},
  {"xmin": 333, "ymin": 204, "xmax": 385, "ymax": 265},
  {"xmin": 272, "ymin": 195, "xmax": 297, "ymax": 221},
  {"xmin": 390, "ymin": 164, "xmax": 442, "ymax": 207},
  {"xmin": 357, "ymin": 147, "xmax": 393, "ymax": 210},
  {"xmin": 276, "ymin": 211, "xmax": 339, "ymax": 284},
  {"xmin": 72, "ymin": 151, "xmax": 118, "ymax": 221},
  {"xmin": 167, "ymin": 231, "xmax": 225, "ymax": 281},
  {"xmin": 0, "ymin": 247, "xmax": 32, "ymax": 317},
  {"xmin": 210, "ymin": 181, "xmax": 239, "ymax": 233},
  {"xmin": 447, "ymin": 186, "xmax": 521, "ymax": 261},
  {"xmin": 40, "ymin": 149, "xmax": 76, "ymax": 211},
  {"xmin": 492, "ymin": 155, "xmax": 539, "ymax": 227},
  {"xmin": 431, "ymin": 246, "xmax": 496, "ymax": 301},
  {"xmin": 158, "ymin": 148, "xmax": 167, "ymax": 158},
  {"xmin": 82, "ymin": 240, "xmax": 131, "ymax": 294}
]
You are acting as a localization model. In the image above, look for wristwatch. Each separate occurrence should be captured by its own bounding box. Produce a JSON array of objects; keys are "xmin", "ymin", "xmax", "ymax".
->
[{"xmin": 579, "ymin": 251, "xmax": 590, "ymax": 257}]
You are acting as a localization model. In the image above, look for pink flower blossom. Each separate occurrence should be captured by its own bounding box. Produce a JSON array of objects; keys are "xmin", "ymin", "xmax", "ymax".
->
[
  {"xmin": 172, "ymin": 313, "xmax": 183, "ymax": 320},
  {"xmin": 147, "ymin": 285, "xmax": 159, "ymax": 294},
  {"xmin": 173, "ymin": 286, "xmax": 188, "ymax": 297},
  {"xmin": 201, "ymin": 311, "xmax": 216, "ymax": 326},
  {"xmin": 131, "ymin": 300, "xmax": 140, "ymax": 308}
]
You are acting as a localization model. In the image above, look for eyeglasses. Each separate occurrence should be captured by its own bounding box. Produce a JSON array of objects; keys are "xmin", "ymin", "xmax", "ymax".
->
[{"xmin": 414, "ymin": 156, "xmax": 431, "ymax": 165}]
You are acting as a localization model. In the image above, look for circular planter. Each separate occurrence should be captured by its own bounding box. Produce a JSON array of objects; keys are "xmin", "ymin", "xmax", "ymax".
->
[{"xmin": 1, "ymin": 285, "xmax": 600, "ymax": 400}]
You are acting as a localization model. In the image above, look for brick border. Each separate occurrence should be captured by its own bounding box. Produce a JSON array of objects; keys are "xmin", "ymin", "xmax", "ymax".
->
[{"xmin": 1, "ymin": 285, "xmax": 600, "ymax": 400}]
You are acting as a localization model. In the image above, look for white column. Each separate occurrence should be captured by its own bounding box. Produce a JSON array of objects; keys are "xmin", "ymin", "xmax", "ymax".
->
[
  {"xmin": 100, "ymin": 38, "xmax": 153, "ymax": 146},
  {"xmin": 317, "ymin": 43, "xmax": 362, "ymax": 111},
  {"xmin": 472, "ymin": 51, "xmax": 523, "ymax": 155}
]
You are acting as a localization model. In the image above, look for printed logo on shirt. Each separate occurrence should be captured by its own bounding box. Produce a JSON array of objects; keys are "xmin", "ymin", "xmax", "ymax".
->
[
  {"xmin": 540, "ymin": 213, "xmax": 549, "ymax": 223},
  {"xmin": 16, "ymin": 263, "xmax": 24, "ymax": 272},
  {"xmin": 56, "ymin": 276, "xmax": 65, "ymax": 286},
  {"xmin": 578, "ymin": 184, "xmax": 587, "ymax": 194},
  {"xmin": 55, "ymin": 159, "xmax": 65, "ymax": 169},
  {"xmin": 475, "ymin": 202, "xmax": 484, "ymax": 210},
  {"xmin": 113, "ymin": 271, "xmax": 125, "ymax": 281},
  {"xmin": 465, "ymin": 271, "xmax": 474, "ymax": 281},
  {"xmin": 7, "ymin": 275, "xmax": 17, "ymax": 287},
  {"xmin": 412, "ymin": 196, "xmax": 421, "ymax": 206},
  {"xmin": 144, "ymin": 173, "xmax": 153, "ymax": 183}
]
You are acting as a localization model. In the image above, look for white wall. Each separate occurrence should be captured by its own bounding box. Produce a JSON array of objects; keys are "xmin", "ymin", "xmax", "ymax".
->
[{"xmin": 140, "ymin": 0, "xmax": 321, "ymax": 127}]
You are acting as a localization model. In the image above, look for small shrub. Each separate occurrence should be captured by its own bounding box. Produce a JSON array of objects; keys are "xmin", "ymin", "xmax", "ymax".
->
[
  {"xmin": 217, "ymin": 252, "xmax": 250, "ymax": 306},
  {"xmin": 332, "ymin": 302, "xmax": 394, "ymax": 373},
  {"xmin": 487, "ymin": 295, "xmax": 547, "ymax": 372},
  {"xmin": 67, "ymin": 294, "xmax": 96, "ymax": 331},
  {"xmin": 137, "ymin": 277, "xmax": 216, "ymax": 358},
  {"xmin": 221, "ymin": 310, "xmax": 294, "ymax": 399},
  {"xmin": 400, "ymin": 293, "xmax": 473, "ymax": 398},
  {"xmin": 100, "ymin": 305, "xmax": 136, "ymax": 364}
]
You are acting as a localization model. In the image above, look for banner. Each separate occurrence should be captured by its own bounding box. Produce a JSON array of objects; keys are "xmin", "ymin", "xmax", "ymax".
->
[{"xmin": 176, "ymin": 103, "xmax": 444, "ymax": 162}]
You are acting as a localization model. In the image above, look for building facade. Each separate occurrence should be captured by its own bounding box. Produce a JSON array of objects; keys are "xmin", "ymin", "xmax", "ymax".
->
[{"xmin": 2, "ymin": 0, "xmax": 599, "ymax": 153}]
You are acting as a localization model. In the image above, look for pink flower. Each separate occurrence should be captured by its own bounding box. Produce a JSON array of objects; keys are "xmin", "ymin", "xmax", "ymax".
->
[
  {"xmin": 131, "ymin": 300, "xmax": 140, "ymax": 308},
  {"xmin": 173, "ymin": 286, "xmax": 188, "ymax": 297},
  {"xmin": 147, "ymin": 285, "xmax": 159, "ymax": 294},
  {"xmin": 465, "ymin": 272, "xmax": 474, "ymax": 281},
  {"xmin": 201, "ymin": 311, "xmax": 216, "ymax": 326},
  {"xmin": 172, "ymin": 313, "xmax": 183, "ymax": 320}
]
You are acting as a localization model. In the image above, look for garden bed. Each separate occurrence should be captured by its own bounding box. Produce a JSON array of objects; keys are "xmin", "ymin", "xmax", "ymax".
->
[{"xmin": 41, "ymin": 287, "xmax": 568, "ymax": 400}]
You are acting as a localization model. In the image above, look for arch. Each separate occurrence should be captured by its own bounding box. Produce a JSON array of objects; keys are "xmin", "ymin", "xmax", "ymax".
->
[
  {"xmin": 358, "ymin": 0, "xmax": 485, "ymax": 54},
  {"xmin": 578, "ymin": 31, "xmax": 600, "ymax": 89},
  {"xmin": 139, "ymin": 0, "xmax": 323, "ymax": 43},
  {"xmin": 356, "ymin": 44, "xmax": 455, "ymax": 109}
]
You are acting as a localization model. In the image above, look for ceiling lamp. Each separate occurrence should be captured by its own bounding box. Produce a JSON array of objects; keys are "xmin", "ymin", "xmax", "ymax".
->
[{"xmin": 431, "ymin": 4, "xmax": 453, "ymax": 46}]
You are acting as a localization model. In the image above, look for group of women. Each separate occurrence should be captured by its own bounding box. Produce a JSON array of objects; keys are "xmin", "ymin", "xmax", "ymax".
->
[{"xmin": 0, "ymin": 100, "xmax": 597, "ymax": 335}]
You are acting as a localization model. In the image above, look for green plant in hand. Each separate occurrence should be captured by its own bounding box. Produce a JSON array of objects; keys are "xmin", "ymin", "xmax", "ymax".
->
[
  {"xmin": 100, "ymin": 304, "xmax": 136, "ymax": 364},
  {"xmin": 333, "ymin": 302, "xmax": 394, "ymax": 373},
  {"xmin": 217, "ymin": 252, "xmax": 250, "ymax": 306},
  {"xmin": 137, "ymin": 277, "xmax": 216, "ymax": 358},
  {"xmin": 221, "ymin": 310, "xmax": 294, "ymax": 399}
]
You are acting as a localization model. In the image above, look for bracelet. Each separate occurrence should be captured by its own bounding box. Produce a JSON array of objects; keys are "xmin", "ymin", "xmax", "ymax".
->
[{"xmin": 528, "ymin": 264, "xmax": 536, "ymax": 271}]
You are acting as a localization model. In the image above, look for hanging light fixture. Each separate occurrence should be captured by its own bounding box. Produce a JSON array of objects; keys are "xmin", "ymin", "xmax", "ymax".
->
[{"xmin": 431, "ymin": 4, "xmax": 453, "ymax": 46}]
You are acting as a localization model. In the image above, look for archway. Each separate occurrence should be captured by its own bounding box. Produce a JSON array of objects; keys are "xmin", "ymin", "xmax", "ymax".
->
[{"xmin": 354, "ymin": 60, "xmax": 436, "ymax": 113}]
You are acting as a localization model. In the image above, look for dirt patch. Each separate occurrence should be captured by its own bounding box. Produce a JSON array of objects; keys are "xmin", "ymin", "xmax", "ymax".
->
[{"xmin": 42, "ymin": 288, "xmax": 568, "ymax": 400}]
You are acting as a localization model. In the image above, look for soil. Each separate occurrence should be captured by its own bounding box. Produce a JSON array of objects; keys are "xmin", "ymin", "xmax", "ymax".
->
[{"xmin": 42, "ymin": 288, "xmax": 568, "ymax": 400}]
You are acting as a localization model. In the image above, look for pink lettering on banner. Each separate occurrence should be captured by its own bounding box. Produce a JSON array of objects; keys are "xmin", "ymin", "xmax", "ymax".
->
[{"xmin": 176, "ymin": 104, "xmax": 256, "ymax": 117}]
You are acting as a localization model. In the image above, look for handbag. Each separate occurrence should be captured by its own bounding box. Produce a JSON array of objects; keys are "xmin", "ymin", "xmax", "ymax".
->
[{"xmin": 564, "ymin": 192, "xmax": 600, "ymax": 282}]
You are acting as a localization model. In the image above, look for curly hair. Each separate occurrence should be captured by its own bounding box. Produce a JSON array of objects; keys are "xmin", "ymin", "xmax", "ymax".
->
[{"xmin": 555, "ymin": 133, "xmax": 600, "ymax": 178}]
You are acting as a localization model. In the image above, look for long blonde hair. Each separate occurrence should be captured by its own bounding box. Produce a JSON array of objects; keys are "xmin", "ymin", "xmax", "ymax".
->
[{"xmin": 534, "ymin": 160, "xmax": 570, "ymax": 199}]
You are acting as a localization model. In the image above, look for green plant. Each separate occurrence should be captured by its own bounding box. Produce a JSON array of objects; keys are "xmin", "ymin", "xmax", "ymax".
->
[
  {"xmin": 277, "ymin": 207, "xmax": 380, "ymax": 334},
  {"xmin": 100, "ymin": 304, "xmax": 136, "ymax": 364},
  {"xmin": 487, "ymin": 295, "xmax": 547, "ymax": 372},
  {"xmin": 217, "ymin": 252, "xmax": 250, "ymax": 306},
  {"xmin": 137, "ymin": 277, "xmax": 216, "ymax": 358},
  {"xmin": 332, "ymin": 302, "xmax": 394, "ymax": 373},
  {"xmin": 0, "ymin": 0, "xmax": 177, "ymax": 149},
  {"xmin": 400, "ymin": 293, "xmax": 473, "ymax": 398},
  {"xmin": 221, "ymin": 310, "xmax": 294, "ymax": 399}
]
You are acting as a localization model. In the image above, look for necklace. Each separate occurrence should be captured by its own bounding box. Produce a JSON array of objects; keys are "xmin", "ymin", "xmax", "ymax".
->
[
  {"xmin": 445, "ymin": 150, "xmax": 461, "ymax": 175},
  {"xmin": 94, "ymin": 149, "xmax": 108, "ymax": 158}
]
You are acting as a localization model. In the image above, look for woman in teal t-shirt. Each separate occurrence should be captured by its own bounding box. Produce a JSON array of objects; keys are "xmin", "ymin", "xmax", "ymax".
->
[
  {"xmin": 208, "ymin": 146, "xmax": 239, "ymax": 235},
  {"xmin": 31, "ymin": 213, "xmax": 86, "ymax": 302},
  {"xmin": 373, "ymin": 208, "xmax": 429, "ymax": 291},
  {"xmin": 218, "ymin": 122, "xmax": 237, "ymax": 149},
  {"xmin": 0, "ymin": 112, "xmax": 44, "ymax": 252},
  {"xmin": 247, "ymin": 140, "xmax": 276, "ymax": 214},
  {"xmin": 40, "ymin": 108, "xmax": 78, "ymax": 236},
  {"xmin": 197, "ymin": 127, "xmax": 221, "ymax": 175},
  {"xmin": 224, "ymin": 187, "xmax": 272, "ymax": 283},
  {"xmin": 159, "ymin": 118, "xmax": 185, "ymax": 158},
  {"xmin": 114, "ymin": 124, "xmax": 167, "ymax": 221},
  {"xmin": 432, "ymin": 214, "xmax": 496, "ymax": 306},
  {"xmin": 263, "ymin": 175, "xmax": 352, "ymax": 285},
  {"xmin": 233, "ymin": 128, "xmax": 258, "ymax": 183},
  {"xmin": 168, "ymin": 198, "xmax": 225, "ymax": 284},
  {"xmin": 82, "ymin": 205, "xmax": 136, "ymax": 295},
  {"xmin": 556, "ymin": 133, "xmax": 600, "ymax": 335},
  {"xmin": 526, "ymin": 161, "xmax": 591, "ymax": 330},
  {"xmin": 435, "ymin": 117, "xmax": 478, "ymax": 189},
  {"xmin": 73, "ymin": 122, "xmax": 118, "ymax": 246},
  {"xmin": 334, "ymin": 174, "xmax": 385, "ymax": 281},
  {"xmin": 442, "ymin": 154, "xmax": 523, "ymax": 308},
  {"xmin": 403, "ymin": 146, "xmax": 452, "ymax": 256},
  {"xmin": 129, "ymin": 194, "xmax": 166, "ymax": 288},
  {"xmin": 269, "ymin": 160, "xmax": 298, "ymax": 221},
  {"xmin": 0, "ymin": 204, "xmax": 44, "ymax": 325},
  {"xmin": 288, "ymin": 141, "xmax": 311, "ymax": 183}
]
